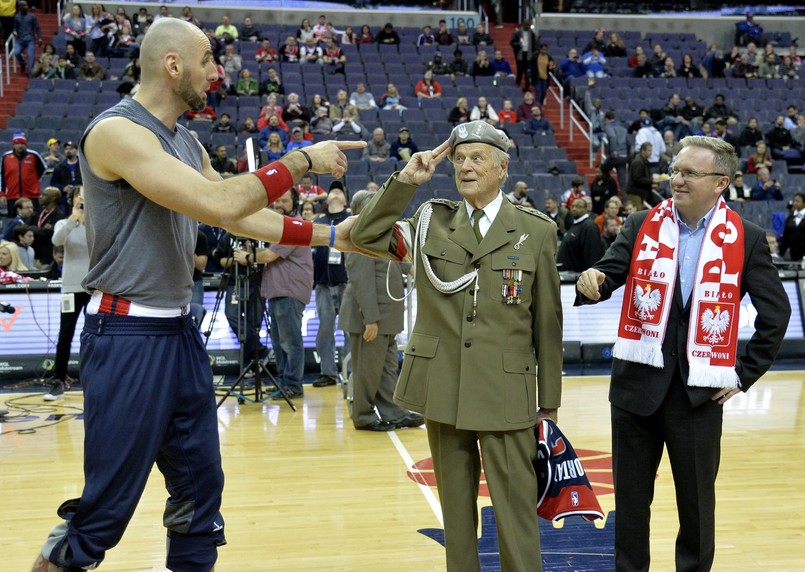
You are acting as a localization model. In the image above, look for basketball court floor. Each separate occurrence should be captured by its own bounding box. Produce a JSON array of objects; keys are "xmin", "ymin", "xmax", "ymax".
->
[{"xmin": 2, "ymin": 368, "xmax": 804, "ymax": 571}]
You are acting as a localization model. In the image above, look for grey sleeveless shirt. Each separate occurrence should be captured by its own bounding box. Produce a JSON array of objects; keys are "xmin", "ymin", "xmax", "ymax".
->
[{"xmin": 80, "ymin": 98, "xmax": 202, "ymax": 307}]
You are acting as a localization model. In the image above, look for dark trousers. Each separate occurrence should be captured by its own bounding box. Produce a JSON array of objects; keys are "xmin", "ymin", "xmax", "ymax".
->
[
  {"xmin": 225, "ymin": 278, "xmax": 268, "ymax": 365},
  {"xmin": 611, "ymin": 370, "xmax": 723, "ymax": 572},
  {"xmin": 52, "ymin": 290, "xmax": 91, "ymax": 380},
  {"xmin": 48, "ymin": 314, "xmax": 225, "ymax": 571}
]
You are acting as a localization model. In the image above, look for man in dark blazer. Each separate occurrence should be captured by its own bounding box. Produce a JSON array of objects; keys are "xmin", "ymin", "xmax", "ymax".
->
[
  {"xmin": 780, "ymin": 192, "xmax": 805, "ymax": 263},
  {"xmin": 625, "ymin": 142, "xmax": 655, "ymax": 211},
  {"xmin": 339, "ymin": 190, "xmax": 423, "ymax": 431},
  {"xmin": 576, "ymin": 136, "xmax": 790, "ymax": 572},
  {"xmin": 351, "ymin": 121, "xmax": 563, "ymax": 571}
]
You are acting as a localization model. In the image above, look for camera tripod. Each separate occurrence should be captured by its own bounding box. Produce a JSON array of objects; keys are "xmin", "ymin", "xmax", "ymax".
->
[{"xmin": 205, "ymin": 243, "xmax": 296, "ymax": 411}]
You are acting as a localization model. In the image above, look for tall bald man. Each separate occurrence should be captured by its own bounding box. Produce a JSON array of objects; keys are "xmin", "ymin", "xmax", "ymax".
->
[{"xmin": 32, "ymin": 19, "xmax": 364, "ymax": 572}]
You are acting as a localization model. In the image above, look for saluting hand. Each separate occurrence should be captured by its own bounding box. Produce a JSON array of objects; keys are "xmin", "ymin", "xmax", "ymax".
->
[{"xmin": 396, "ymin": 140, "xmax": 452, "ymax": 187}]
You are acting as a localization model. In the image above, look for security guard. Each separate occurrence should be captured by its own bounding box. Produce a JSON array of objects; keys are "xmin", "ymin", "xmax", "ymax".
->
[{"xmin": 351, "ymin": 120, "xmax": 563, "ymax": 572}]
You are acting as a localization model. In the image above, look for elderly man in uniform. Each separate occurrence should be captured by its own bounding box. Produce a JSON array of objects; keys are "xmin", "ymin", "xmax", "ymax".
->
[{"xmin": 351, "ymin": 120, "xmax": 563, "ymax": 571}]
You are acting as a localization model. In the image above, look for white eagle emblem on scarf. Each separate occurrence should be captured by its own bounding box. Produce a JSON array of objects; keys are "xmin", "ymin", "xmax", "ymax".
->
[
  {"xmin": 633, "ymin": 283, "xmax": 662, "ymax": 321},
  {"xmin": 700, "ymin": 305, "xmax": 731, "ymax": 345}
]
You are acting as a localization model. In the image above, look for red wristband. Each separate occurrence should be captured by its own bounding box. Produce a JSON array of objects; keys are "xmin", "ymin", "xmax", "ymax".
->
[
  {"xmin": 255, "ymin": 161, "xmax": 294, "ymax": 206},
  {"xmin": 281, "ymin": 217, "xmax": 314, "ymax": 246}
]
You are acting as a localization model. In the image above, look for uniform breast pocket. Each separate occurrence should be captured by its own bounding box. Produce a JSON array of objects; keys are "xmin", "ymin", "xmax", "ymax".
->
[
  {"xmin": 396, "ymin": 333, "xmax": 439, "ymax": 407},
  {"xmin": 489, "ymin": 252, "xmax": 536, "ymax": 304},
  {"xmin": 420, "ymin": 238, "xmax": 470, "ymax": 290},
  {"xmin": 502, "ymin": 350, "xmax": 537, "ymax": 424}
]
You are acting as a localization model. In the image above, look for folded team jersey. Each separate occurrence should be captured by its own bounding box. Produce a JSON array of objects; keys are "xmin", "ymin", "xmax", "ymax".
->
[{"xmin": 534, "ymin": 419, "xmax": 605, "ymax": 522}]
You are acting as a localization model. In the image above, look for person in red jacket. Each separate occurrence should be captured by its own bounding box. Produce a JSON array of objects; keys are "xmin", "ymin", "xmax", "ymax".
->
[{"xmin": 1, "ymin": 130, "xmax": 46, "ymax": 214}]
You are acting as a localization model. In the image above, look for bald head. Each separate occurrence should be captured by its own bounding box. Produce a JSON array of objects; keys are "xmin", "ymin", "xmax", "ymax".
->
[{"xmin": 139, "ymin": 18, "xmax": 209, "ymax": 80}]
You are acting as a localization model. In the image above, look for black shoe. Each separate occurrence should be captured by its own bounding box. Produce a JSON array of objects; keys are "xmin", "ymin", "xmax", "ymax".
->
[
  {"xmin": 392, "ymin": 413, "xmax": 425, "ymax": 429},
  {"xmin": 269, "ymin": 387, "xmax": 303, "ymax": 400},
  {"xmin": 312, "ymin": 375, "xmax": 337, "ymax": 387},
  {"xmin": 355, "ymin": 419, "xmax": 394, "ymax": 432},
  {"xmin": 43, "ymin": 379, "xmax": 68, "ymax": 401}
]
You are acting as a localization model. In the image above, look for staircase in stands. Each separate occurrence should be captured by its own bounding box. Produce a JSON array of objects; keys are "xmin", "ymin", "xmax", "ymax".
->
[
  {"xmin": 488, "ymin": 23, "xmax": 597, "ymax": 184},
  {"xmin": 0, "ymin": 9, "xmax": 60, "ymax": 128}
]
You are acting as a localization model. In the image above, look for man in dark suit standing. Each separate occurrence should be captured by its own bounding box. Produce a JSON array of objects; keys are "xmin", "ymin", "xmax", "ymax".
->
[
  {"xmin": 351, "ymin": 121, "xmax": 563, "ymax": 571},
  {"xmin": 780, "ymin": 192, "xmax": 805, "ymax": 263},
  {"xmin": 576, "ymin": 136, "xmax": 790, "ymax": 572}
]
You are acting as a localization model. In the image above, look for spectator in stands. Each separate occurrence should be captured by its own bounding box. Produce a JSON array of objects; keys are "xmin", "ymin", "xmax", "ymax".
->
[
  {"xmin": 751, "ymin": 166, "xmax": 783, "ymax": 201},
  {"xmin": 791, "ymin": 114, "xmax": 805, "ymax": 149},
  {"xmin": 590, "ymin": 167, "xmax": 619, "ymax": 215},
  {"xmin": 660, "ymin": 130, "xmax": 683, "ymax": 168},
  {"xmin": 583, "ymin": 27, "xmax": 607, "ymax": 54},
  {"xmin": 259, "ymin": 67, "xmax": 284, "ymax": 98},
  {"xmin": 649, "ymin": 43, "xmax": 668, "ymax": 75},
  {"xmin": 632, "ymin": 53, "xmax": 655, "ymax": 78},
  {"xmin": 677, "ymin": 53, "xmax": 702, "ymax": 78},
  {"xmin": 380, "ymin": 83, "xmax": 406, "ymax": 112},
  {"xmin": 557, "ymin": 196, "xmax": 604, "ymax": 273},
  {"xmin": 31, "ymin": 186, "xmax": 65, "ymax": 265},
  {"xmin": 628, "ymin": 108, "xmax": 651, "ymax": 135},
  {"xmin": 210, "ymin": 145, "xmax": 237, "ymax": 177},
  {"xmin": 448, "ymin": 48, "xmax": 469, "ymax": 78},
  {"xmin": 472, "ymin": 49, "xmax": 494, "ymax": 77},
  {"xmin": 780, "ymin": 192, "xmax": 805, "ymax": 262},
  {"xmin": 714, "ymin": 119, "xmax": 739, "ymax": 149},
  {"xmin": 726, "ymin": 171, "xmax": 752, "ymax": 201},
  {"xmin": 310, "ymin": 106, "xmax": 334, "ymax": 135},
  {"xmin": 375, "ymin": 22, "xmax": 400, "ymax": 45},
  {"xmin": 78, "ymin": 51, "xmax": 105, "ymax": 81},
  {"xmin": 736, "ymin": 12, "xmax": 764, "ymax": 47},
  {"xmin": 491, "ymin": 48, "xmax": 514, "ymax": 77},
  {"xmin": 43, "ymin": 138, "xmax": 63, "ymax": 171},
  {"xmin": 390, "ymin": 127, "xmax": 419, "ymax": 163},
  {"xmin": 340, "ymin": 26, "xmax": 357, "ymax": 45},
  {"xmin": 605, "ymin": 32, "xmax": 626, "ymax": 57},
  {"xmin": 448, "ymin": 97, "xmax": 470, "ymax": 126},
  {"xmin": 214, "ymin": 15, "xmax": 238, "ymax": 44},
  {"xmin": 264, "ymin": 132, "xmax": 286, "ymax": 161},
  {"xmin": 239, "ymin": 16, "xmax": 261, "ymax": 42},
  {"xmin": 415, "ymin": 69, "xmax": 442, "ymax": 100},
  {"xmin": 515, "ymin": 91, "xmax": 536, "ymax": 123},
  {"xmin": 779, "ymin": 55, "xmax": 800, "ymax": 80},
  {"xmin": 180, "ymin": 7, "xmax": 200, "ymax": 28},
  {"xmin": 434, "ymin": 19, "xmax": 452, "ymax": 45},
  {"xmin": 543, "ymin": 194, "xmax": 569, "ymax": 237},
  {"xmin": 766, "ymin": 115, "xmax": 797, "ymax": 159},
  {"xmin": 681, "ymin": 96, "xmax": 705, "ymax": 133},
  {"xmin": 427, "ymin": 51, "xmax": 450, "ymax": 76},
  {"xmin": 239, "ymin": 116, "xmax": 258, "ymax": 134},
  {"xmin": 12, "ymin": 224, "xmax": 36, "ymax": 268},
  {"xmin": 258, "ymin": 113, "xmax": 289, "ymax": 148},
  {"xmin": 561, "ymin": 177, "xmax": 588, "ymax": 210},
  {"xmin": 472, "ymin": 23, "xmax": 492, "ymax": 46},
  {"xmin": 286, "ymin": 126, "xmax": 313, "ymax": 152},
  {"xmin": 62, "ymin": 4, "xmax": 87, "ymax": 57},
  {"xmin": 704, "ymin": 94, "xmax": 739, "ymax": 126},
  {"xmin": 356, "ymin": 24, "xmax": 373, "ymax": 45},
  {"xmin": 560, "ymin": 48, "xmax": 586, "ymax": 86},
  {"xmin": 330, "ymin": 89, "xmax": 359, "ymax": 121},
  {"xmin": 626, "ymin": 142, "xmax": 654, "ymax": 210},
  {"xmin": 602, "ymin": 111, "xmax": 630, "ymax": 189},
  {"xmin": 455, "ymin": 20, "xmax": 470, "ymax": 45},
  {"xmin": 332, "ymin": 108, "xmax": 367, "ymax": 138},
  {"xmin": 628, "ymin": 45, "xmax": 644, "ymax": 68},
  {"xmin": 133, "ymin": 7, "xmax": 151, "ymax": 36},
  {"xmin": 739, "ymin": 117, "xmax": 764, "ymax": 150},
  {"xmin": 279, "ymin": 35, "xmax": 300, "ymax": 63},
  {"xmin": 211, "ymin": 113, "xmax": 235, "ymax": 134},
  {"xmin": 510, "ymin": 19, "xmax": 537, "ymax": 89},
  {"xmin": 11, "ymin": 1, "xmax": 39, "ymax": 77},
  {"xmin": 470, "ymin": 96, "xmax": 498, "ymax": 123},
  {"xmin": 350, "ymin": 83, "xmax": 378, "ymax": 111},
  {"xmin": 311, "ymin": 14, "xmax": 327, "ymax": 40},
  {"xmin": 255, "ymin": 38, "xmax": 278, "ymax": 64},
  {"xmin": 300, "ymin": 35, "xmax": 323, "ymax": 65},
  {"xmin": 498, "ymin": 99, "xmax": 517, "ymax": 125},
  {"xmin": 1, "ymin": 131, "xmax": 45, "ymax": 215},
  {"xmin": 300, "ymin": 200, "xmax": 317, "ymax": 220},
  {"xmin": 152, "ymin": 5, "xmax": 171, "ymax": 23},
  {"xmin": 186, "ymin": 104, "xmax": 217, "ymax": 121},
  {"xmin": 50, "ymin": 141, "xmax": 81, "ymax": 194},
  {"xmin": 322, "ymin": 36, "xmax": 345, "ymax": 74},
  {"xmin": 295, "ymin": 174, "xmax": 326, "ymax": 205},
  {"xmin": 363, "ymin": 128, "xmax": 391, "ymax": 163},
  {"xmin": 533, "ymin": 44, "xmax": 554, "ymax": 105},
  {"xmin": 283, "ymin": 92, "xmax": 311, "ymax": 127},
  {"xmin": 594, "ymin": 197, "xmax": 623, "ymax": 231},
  {"xmin": 3, "ymin": 198, "xmax": 32, "ymax": 241},
  {"xmin": 702, "ymin": 44, "xmax": 727, "ymax": 78},
  {"xmin": 758, "ymin": 52, "xmax": 781, "ymax": 78},
  {"xmin": 523, "ymin": 106, "xmax": 553, "ymax": 135},
  {"xmin": 0, "ymin": 240, "xmax": 29, "ymax": 272},
  {"xmin": 309, "ymin": 93, "xmax": 330, "ymax": 116},
  {"xmin": 203, "ymin": 28, "xmax": 223, "ymax": 60},
  {"xmin": 783, "ymin": 105, "xmax": 799, "ymax": 130},
  {"xmin": 583, "ymin": 47, "xmax": 607, "ymax": 78},
  {"xmin": 585, "ymin": 90, "xmax": 606, "ymax": 149},
  {"xmin": 258, "ymin": 93, "xmax": 288, "ymax": 130},
  {"xmin": 506, "ymin": 181, "xmax": 533, "ymax": 207},
  {"xmin": 219, "ymin": 44, "xmax": 242, "ymax": 77},
  {"xmin": 732, "ymin": 54, "xmax": 757, "ymax": 79},
  {"xmin": 600, "ymin": 216, "xmax": 620, "ymax": 247},
  {"xmin": 54, "ymin": 55, "xmax": 74, "ymax": 80},
  {"xmin": 635, "ymin": 118, "xmax": 665, "ymax": 166},
  {"xmin": 236, "ymin": 68, "xmax": 258, "ymax": 96},
  {"xmin": 417, "ymin": 25, "xmax": 435, "ymax": 47}
]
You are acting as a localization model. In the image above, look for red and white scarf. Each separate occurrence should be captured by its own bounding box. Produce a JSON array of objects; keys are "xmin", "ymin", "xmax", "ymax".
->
[{"xmin": 614, "ymin": 197, "xmax": 744, "ymax": 388}]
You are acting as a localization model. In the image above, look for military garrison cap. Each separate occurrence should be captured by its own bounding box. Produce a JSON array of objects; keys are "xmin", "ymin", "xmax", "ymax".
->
[{"xmin": 448, "ymin": 120, "xmax": 510, "ymax": 153}]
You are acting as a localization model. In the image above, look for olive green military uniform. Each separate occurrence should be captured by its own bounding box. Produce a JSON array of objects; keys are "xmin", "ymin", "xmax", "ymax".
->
[{"xmin": 351, "ymin": 175, "xmax": 563, "ymax": 572}]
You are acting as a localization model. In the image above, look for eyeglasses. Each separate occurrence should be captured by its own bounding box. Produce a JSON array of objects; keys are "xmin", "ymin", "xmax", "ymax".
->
[{"xmin": 667, "ymin": 168, "xmax": 727, "ymax": 181}]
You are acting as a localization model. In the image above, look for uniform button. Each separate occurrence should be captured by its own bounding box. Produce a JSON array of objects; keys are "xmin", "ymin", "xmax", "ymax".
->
[
  {"xmin": 411, "ymin": 347, "xmax": 416, "ymax": 352},
  {"xmin": 511, "ymin": 262, "xmax": 516, "ymax": 267},
  {"xmin": 464, "ymin": 341, "xmax": 472, "ymax": 348},
  {"xmin": 525, "ymin": 366, "xmax": 530, "ymax": 371},
  {"xmin": 670, "ymin": 349, "xmax": 677, "ymax": 356},
  {"xmin": 440, "ymin": 250, "xmax": 446, "ymax": 256},
  {"xmin": 466, "ymin": 315, "xmax": 473, "ymax": 322},
  {"xmin": 680, "ymin": 320, "xmax": 687, "ymax": 326}
]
